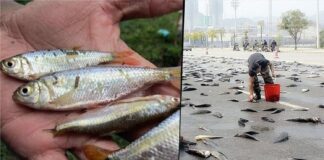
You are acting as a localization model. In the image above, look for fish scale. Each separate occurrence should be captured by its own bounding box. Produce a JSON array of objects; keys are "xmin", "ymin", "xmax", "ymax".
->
[
  {"xmin": 13, "ymin": 66, "xmax": 179, "ymax": 110},
  {"xmin": 108, "ymin": 111, "xmax": 179, "ymax": 160}
]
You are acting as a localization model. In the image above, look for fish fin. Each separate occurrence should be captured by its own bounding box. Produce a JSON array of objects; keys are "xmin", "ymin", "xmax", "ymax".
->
[
  {"xmin": 49, "ymin": 90, "xmax": 76, "ymax": 108},
  {"xmin": 108, "ymin": 51, "xmax": 139, "ymax": 66},
  {"xmin": 83, "ymin": 145, "xmax": 114, "ymax": 160},
  {"xmin": 160, "ymin": 67, "xmax": 181, "ymax": 89}
]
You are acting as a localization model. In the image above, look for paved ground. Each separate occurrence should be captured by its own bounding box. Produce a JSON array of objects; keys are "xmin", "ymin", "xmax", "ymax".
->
[{"xmin": 180, "ymin": 49, "xmax": 324, "ymax": 160}]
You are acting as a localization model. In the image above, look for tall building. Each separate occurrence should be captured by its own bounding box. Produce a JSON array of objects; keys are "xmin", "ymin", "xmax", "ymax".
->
[
  {"xmin": 185, "ymin": 0, "xmax": 224, "ymax": 31},
  {"xmin": 209, "ymin": 0, "xmax": 224, "ymax": 27}
]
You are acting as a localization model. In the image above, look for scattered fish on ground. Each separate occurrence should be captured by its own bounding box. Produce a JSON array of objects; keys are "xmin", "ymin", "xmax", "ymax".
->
[
  {"xmin": 274, "ymin": 132, "xmax": 289, "ymax": 143},
  {"xmin": 183, "ymin": 83, "xmax": 192, "ymax": 86},
  {"xmin": 241, "ymin": 108, "xmax": 258, "ymax": 112},
  {"xmin": 261, "ymin": 117, "xmax": 275, "ymax": 123},
  {"xmin": 210, "ymin": 151, "xmax": 229, "ymax": 160},
  {"xmin": 198, "ymin": 127, "xmax": 209, "ymax": 132},
  {"xmin": 228, "ymin": 99, "xmax": 239, "ymax": 102},
  {"xmin": 271, "ymin": 108, "xmax": 285, "ymax": 114},
  {"xmin": 301, "ymin": 88, "xmax": 310, "ymax": 93},
  {"xmin": 286, "ymin": 117, "xmax": 323, "ymax": 123},
  {"xmin": 234, "ymin": 132, "xmax": 259, "ymax": 141},
  {"xmin": 200, "ymin": 93, "xmax": 208, "ymax": 96},
  {"xmin": 286, "ymin": 84, "xmax": 298, "ymax": 87},
  {"xmin": 306, "ymin": 74, "xmax": 320, "ymax": 78},
  {"xmin": 191, "ymin": 110, "xmax": 212, "ymax": 115},
  {"xmin": 263, "ymin": 108, "xmax": 279, "ymax": 111},
  {"xmin": 195, "ymin": 104, "xmax": 211, "ymax": 108},
  {"xmin": 288, "ymin": 158, "xmax": 307, "ymax": 160},
  {"xmin": 183, "ymin": 87, "xmax": 197, "ymax": 91},
  {"xmin": 212, "ymin": 112, "xmax": 223, "ymax": 118},
  {"xmin": 195, "ymin": 135, "xmax": 223, "ymax": 141},
  {"xmin": 185, "ymin": 149, "xmax": 211, "ymax": 158},
  {"xmin": 201, "ymin": 83, "xmax": 209, "ymax": 86},
  {"xmin": 319, "ymin": 104, "xmax": 324, "ymax": 108},
  {"xmin": 219, "ymin": 78, "xmax": 230, "ymax": 82},
  {"xmin": 292, "ymin": 108, "xmax": 309, "ymax": 111},
  {"xmin": 234, "ymin": 91, "xmax": 243, "ymax": 95},
  {"xmin": 228, "ymin": 86, "xmax": 244, "ymax": 90},
  {"xmin": 219, "ymin": 92, "xmax": 230, "ymax": 95},
  {"xmin": 238, "ymin": 118, "xmax": 249, "ymax": 127},
  {"xmin": 244, "ymin": 131, "xmax": 259, "ymax": 135},
  {"xmin": 210, "ymin": 83, "xmax": 220, "ymax": 86}
]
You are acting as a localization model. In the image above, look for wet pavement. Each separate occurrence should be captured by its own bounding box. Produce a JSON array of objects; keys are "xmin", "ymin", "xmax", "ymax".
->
[{"xmin": 180, "ymin": 50, "xmax": 324, "ymax": 160}]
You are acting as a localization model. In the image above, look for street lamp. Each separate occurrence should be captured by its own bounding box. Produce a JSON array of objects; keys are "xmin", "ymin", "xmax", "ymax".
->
[
  {"xmin": 231, "ymin": 0, "xmax": 240, "ymax": 44},
  {"xmin": 268, "ymin": 0, "xmax": 272, "ymax": 43},
  {"xmin": 316, "ymin": 0, "xmax": 320, "ymax": 48}
]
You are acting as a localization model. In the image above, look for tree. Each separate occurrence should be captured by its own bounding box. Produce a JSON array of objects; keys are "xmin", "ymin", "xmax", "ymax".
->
[
  {"xmin": 257, "ymin": 20, "xmax": 264, "ymax": 41},
  {"xmin": 218, "ymin": 28, "xmax": 225, "ymax": 49},
  {"xmin": 278, "ymin": 10, "xmax": 309, "ymax": 50},
  {"xmin": 207, "ymin": 29, "xmax": 218, "ymax": 48},
  {"xmin": 184, "ymin": 32, "xmax": 191, "ymax": 41}
]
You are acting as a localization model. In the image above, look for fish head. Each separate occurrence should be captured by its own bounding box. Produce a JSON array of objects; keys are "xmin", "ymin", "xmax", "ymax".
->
[
  {"xmin": 0, "ymin": 56, "xmax": 29, "ymax": 80},
  {"xmin": 13, "ymin": 81, "xmax": 50, "ymax": 109},
  {"xmin": 161, "ymin": 95, "xmax": 180, "ymax": 109}
]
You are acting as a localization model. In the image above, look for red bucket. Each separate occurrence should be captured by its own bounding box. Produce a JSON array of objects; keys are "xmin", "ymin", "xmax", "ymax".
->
[{"xmin": 264, "ymin": 84, "xmax": 280, "ymax": 102}]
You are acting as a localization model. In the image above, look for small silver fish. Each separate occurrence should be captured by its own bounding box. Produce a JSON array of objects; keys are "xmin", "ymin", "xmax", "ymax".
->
[
  {"xmin": 195, "ymin": 135, "xmax": 223, "ymax": 141},
  {"xmin": 51, "ymin": 95, "xmax": 179, "ymax": 135},
  {"xmin": 13, "ymin": 66, "xmax": 180, "ymax": 110},
  {"xmin": 0, "ymin": 49, "xmax": 132, "ymax": 80},
  {"xmin": 84, "ymin": 111, "xmax": 180, "ymax": 160}
]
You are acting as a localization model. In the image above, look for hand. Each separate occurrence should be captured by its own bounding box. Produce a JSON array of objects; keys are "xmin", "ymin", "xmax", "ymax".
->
[
  {"xmin": 248, "ymin": 94, "xmax": 254, "ymax": 102},
  {"xmin": 272, "ymin": 72, "xmax": 276, "ymax": 78},
  {"xmin": 0, "ymin": 0, "xmax": 182, "ymax": 159}
]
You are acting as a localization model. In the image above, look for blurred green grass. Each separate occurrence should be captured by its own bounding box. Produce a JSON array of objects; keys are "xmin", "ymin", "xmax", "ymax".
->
[{"xmin": 1, "ymin": 1, "xmax": 182, "ymax": 160}]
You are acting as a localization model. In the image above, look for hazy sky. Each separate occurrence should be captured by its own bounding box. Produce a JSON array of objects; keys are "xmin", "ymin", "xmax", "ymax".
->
[{"xmin": 222, "ymin": 0, "xmax": 324, "ymax": 19}]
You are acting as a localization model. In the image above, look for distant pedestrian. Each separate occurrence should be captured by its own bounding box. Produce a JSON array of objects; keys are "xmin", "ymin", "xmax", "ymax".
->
[
  {"xmin": 271, "ymin": 40, "xmax": 277, "ymax": 52},
  {"xmin": 248, "ymin": 53, "xmax": 276, "ymax": 102},
  {"xmin": 253, "ymin": 40, "xmax": 259, "ymax": 51}
]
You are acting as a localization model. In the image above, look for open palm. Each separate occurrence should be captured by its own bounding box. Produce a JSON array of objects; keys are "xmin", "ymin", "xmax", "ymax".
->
[{"xmin": 0, "ymin": 0, "xmax": 182, "ymax": 159}]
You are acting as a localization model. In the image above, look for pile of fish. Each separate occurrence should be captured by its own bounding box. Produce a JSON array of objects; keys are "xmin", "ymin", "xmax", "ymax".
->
[
  {"xmin": 180, "ymin": 54, "xmax": 324, "ymax": 160},
  {"xmin": 1, "ymin": 49, "xmax": 180, "ymax": 160}
]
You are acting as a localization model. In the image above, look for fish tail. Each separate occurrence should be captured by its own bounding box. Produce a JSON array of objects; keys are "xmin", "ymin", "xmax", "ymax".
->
[
  {"xmin": 83, "ymin": 145, "xmax": 113, "ymax": 160},
  {"xmin": 160, "ymin": 67, "xmax": 181, "ymax": 89},
  {"xmin": 110, "ymin": 51, "xmax": 138, "ymax": 65},
  {"xmin": 161, "ymin": 66, "xmax": 181, "ymax": 80}
]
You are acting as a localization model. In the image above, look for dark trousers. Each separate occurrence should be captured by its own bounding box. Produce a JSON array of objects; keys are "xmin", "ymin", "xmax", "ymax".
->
[{"xmin": 253, "ymin": 67, "xmax": 274, "ymax": 95}]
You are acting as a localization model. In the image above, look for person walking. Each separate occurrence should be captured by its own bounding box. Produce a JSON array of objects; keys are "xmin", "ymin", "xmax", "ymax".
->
[
  {"xmin": 248, "ymin": 53, "xmax": 276, "ymax": 101},
  {"xmin": 271, "ymin": 40, "xmax": 277, "ymax": 52}
]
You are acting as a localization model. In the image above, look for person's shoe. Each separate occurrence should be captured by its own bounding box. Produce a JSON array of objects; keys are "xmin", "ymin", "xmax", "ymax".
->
[{"xmin": 255, "ymin": 93, "xmax": 261, "ymax": 100}]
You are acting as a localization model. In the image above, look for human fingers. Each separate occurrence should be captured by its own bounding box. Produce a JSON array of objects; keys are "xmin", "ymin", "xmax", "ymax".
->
[
  {"xmin": 110, "ymin": 0, "xmax": 183, "ymax": 20},
  {"xmin": 31, "ymin": 149, "xmax": 67, "ymax": 160}
]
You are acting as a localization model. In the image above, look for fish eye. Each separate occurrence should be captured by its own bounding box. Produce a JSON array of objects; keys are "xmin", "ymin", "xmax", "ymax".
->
[
  {"xmin": 4, "ymin": 60, "xmax": 15, "ymax": 68},
  {"xmin": 19, "ymin": 86, "xmax": 33, "ymax": 96}
]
